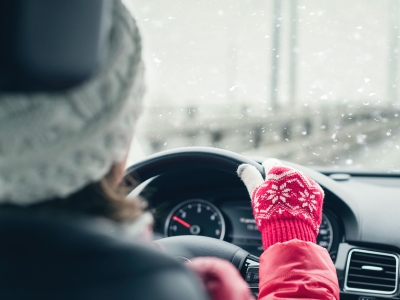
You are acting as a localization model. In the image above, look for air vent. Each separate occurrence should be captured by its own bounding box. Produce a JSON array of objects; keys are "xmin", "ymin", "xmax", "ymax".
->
[{"xmin": 344, "ymin": 249, "xmax": 399, "ymax": 295}]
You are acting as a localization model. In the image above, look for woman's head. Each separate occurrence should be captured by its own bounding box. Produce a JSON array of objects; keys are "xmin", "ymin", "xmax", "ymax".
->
[{"xmin": 0, "ymin": 1, "xmax": 144, "ymax": 209}]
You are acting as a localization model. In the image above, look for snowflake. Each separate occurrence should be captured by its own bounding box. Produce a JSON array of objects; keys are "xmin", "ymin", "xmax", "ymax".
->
[
  {"xmin": 298, "ymin": 190, "xmax": 318, "ymax": 212},
  {"xmin": 266, "ymin": 183, "xmax": 291, "ymax": 203}
]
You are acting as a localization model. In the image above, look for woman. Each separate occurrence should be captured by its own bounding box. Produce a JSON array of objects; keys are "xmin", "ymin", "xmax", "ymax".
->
[{"xmin": 0, "ymin": 1, "xmax": 339, "ymax": 299}]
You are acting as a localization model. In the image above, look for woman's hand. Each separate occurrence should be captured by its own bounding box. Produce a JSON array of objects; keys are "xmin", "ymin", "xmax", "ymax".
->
[
  {"xmin": 237, "ymin": 159, "xmax": 324, "ymax": 250},
  {"xmin": 187, "ymin": 257, "xmax": 255, "ymax": 300}
]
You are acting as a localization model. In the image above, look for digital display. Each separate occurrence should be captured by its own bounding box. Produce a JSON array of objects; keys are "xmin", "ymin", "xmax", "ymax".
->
[{"xmin": 220, "ymin": 201, "xmax": 264, "ymax": 256}]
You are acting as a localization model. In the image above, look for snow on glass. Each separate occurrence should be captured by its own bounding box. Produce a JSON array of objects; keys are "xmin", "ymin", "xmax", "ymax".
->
[{"xmin": 128, "ymin": 0, "xmax": 400, "ymax": 171}]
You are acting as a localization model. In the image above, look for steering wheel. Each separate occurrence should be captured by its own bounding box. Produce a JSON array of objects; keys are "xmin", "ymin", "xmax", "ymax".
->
[
  {"xmin": 124, "ymin": 146, "xmax": 356, "ymax": 275},
  {"xmin": 125, "ymin": 147, "xmax": 263, "ymax": 271}
]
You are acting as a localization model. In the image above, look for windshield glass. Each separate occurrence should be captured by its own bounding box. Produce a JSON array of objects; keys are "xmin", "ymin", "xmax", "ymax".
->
[{"xmin": 125, "ymin": 0, "xmax": 400, "ymax": 172}]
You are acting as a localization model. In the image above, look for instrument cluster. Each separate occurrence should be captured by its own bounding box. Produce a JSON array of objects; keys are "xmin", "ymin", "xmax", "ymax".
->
[{"xmin": 164, "ymin": 198, "xmax": 341, "ymax": 260}]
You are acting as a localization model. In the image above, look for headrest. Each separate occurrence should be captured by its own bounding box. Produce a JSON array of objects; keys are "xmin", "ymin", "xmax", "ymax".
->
[{"xmin": 0, "ymin": 0, "xmax": 112, "ymax": 92}]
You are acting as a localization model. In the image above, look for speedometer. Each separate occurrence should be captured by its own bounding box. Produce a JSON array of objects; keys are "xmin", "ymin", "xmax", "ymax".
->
[{"xmin": 165, "ymin": 199, "xmax": 226, "ymax": 240}]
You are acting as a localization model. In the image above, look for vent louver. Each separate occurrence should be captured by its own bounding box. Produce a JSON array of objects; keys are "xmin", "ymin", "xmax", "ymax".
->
[{"xmin": 345, "ymin": 249, "xmax": 399, "ymax": 295}]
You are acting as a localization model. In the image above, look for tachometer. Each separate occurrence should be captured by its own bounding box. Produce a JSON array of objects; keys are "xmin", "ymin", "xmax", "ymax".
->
[
  {"xmin": 317, "ymin": 214, "xmax": 333, "ymax": 251},
  {"xmin": 165, "ymin": 199, "xmax": 226, "ymax": 240}
]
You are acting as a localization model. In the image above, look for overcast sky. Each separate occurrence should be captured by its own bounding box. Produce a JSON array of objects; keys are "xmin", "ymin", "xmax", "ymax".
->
[{"xmin": 124, "ymin": 0, "xmax": 400, "ymax": 109}]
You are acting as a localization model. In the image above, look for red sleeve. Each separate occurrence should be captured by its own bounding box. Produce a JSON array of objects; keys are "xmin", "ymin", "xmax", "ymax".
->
[{"xmin": 258, "ymin": 239, "xmax": 339, "ymax": 300}]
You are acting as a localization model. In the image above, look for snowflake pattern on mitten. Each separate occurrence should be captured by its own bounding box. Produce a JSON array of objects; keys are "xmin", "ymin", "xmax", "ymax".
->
[{"xmin": 251, "ymin": 165, "xmax": 324, "ymax": 249}]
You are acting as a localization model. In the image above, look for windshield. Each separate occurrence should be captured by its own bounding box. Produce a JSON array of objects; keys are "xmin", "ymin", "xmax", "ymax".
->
[{"xmin": 125, "ymin": 0, "xmax": 400, "ymax": 172}]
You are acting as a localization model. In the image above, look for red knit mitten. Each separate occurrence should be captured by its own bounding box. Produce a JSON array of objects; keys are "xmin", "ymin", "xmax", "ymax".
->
[{"xmin": 237, "ymin": 159, "xmax": 324, "ymax": 250}]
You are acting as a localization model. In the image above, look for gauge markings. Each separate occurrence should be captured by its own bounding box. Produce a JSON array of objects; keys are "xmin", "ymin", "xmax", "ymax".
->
[
  {"xmin": 165, "ymin": 199, "xmax": 226, "ymax": 240},
  {"xmin": 316, "ymin": 214, "xmax": 333, "ymax": 251}
]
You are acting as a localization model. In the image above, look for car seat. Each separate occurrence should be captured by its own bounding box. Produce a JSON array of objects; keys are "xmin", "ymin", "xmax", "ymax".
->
[
  {"xmin": 0, "ymin": 2, "xmax": 209, "ymax": 299},
  {"xmin": 0, "ymin": 210, "xmax": 208, "ymax": 300}
]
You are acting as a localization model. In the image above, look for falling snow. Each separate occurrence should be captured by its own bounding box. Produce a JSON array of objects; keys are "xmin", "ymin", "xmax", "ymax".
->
[{"xmin": 127, "ymin": 0, "xmax": 400, "ymax": 170}]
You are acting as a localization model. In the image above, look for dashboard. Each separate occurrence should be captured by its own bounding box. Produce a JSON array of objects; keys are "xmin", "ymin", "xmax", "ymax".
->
[
  {"xmin": 145, "ymin": 169, "xmax": 344, "ymax": 260},
  {"xmin": 136, "ymin": 162, "xmax": 400, "ymax": 300}
]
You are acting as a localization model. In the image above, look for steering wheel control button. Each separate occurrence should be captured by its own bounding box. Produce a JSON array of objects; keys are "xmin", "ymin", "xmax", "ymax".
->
[
  {"xmin": 246, "ymin": 267, "xmax": 260, "ymax": 282},
  {"xmin": 165, "ymin": 199, "xmax": 226, "ymax": 240},
  {"xmin": 245, "ymin": 272, "xmax": 252, "ymax": 281}
]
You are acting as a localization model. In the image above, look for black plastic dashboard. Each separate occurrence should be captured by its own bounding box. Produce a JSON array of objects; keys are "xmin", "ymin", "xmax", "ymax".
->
[
  {"xmin": 146, "ymin": 170, "xmax": 343, "ymax": 258},
  {"xmin": 136, "ymin": 163, "xmax": 400, "ymax": 300}
]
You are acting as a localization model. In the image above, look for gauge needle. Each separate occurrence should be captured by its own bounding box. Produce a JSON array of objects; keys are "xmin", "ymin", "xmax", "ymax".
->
[{"xmin": 173, "ymin": 216, "xmax": 191, "ymax": 228}]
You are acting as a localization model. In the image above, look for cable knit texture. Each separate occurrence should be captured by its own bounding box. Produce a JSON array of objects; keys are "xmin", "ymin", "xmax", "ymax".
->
[
  {"xmin": 238, "ymin": 160, "xmax": 324, "ymax": 250},
  {"xmin": 0, "ymin": 0, "xmax": 145, "ymax": 205}
]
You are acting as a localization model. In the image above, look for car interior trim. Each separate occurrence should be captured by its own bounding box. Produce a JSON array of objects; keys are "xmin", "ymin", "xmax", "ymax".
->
[{"xmin": 344, "ymin": 248, "xmax": 399, "ymax": 295}]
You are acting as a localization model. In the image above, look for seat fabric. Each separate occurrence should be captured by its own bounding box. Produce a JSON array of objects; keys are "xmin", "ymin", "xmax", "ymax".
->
[{"xmin": 0, "ymin": 210, "xmax": 209, "ymax": 300}]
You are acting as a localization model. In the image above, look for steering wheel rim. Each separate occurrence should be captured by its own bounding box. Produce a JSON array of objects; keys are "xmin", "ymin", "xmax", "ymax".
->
[
  {"xmin": 125, "ymin": 146, "xmax": 351, "ymax": 190},
  {"xmin": 154, "ymin": 235, "xmax": 253, "ymax": 271},
  {"xmin": 125, "ymin": 146, "xmax": 265, "ymax": 184}
]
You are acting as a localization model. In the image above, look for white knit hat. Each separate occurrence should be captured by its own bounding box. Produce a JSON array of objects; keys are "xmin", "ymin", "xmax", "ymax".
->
[{"xmin": 0, "ymin": 0, "xmax": 145, "ymax": 205}]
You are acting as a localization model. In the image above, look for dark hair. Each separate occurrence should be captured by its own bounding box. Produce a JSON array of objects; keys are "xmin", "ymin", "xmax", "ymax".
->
[{"xmin": 4, "ymin": 176, "xmax": 145, "ymax": 224}]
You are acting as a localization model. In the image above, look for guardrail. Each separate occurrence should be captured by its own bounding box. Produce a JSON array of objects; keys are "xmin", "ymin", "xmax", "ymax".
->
[{"xmin": 137, "ymin": 103, "xmax": 400, "ymax": 165}]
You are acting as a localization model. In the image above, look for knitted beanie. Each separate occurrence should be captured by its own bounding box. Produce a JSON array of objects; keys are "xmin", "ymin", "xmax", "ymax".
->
[
  {"xmin": 0, "ymin": 0, "xmax": 145, "ymax": 205},
  {"xmin": 238, "ymin": 159, "xmax": 324, "ymax": 250}
]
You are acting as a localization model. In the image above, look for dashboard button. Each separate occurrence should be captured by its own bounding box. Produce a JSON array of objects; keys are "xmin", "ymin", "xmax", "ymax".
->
[
  {"xmin": 245, "ymin": 272, "xmax": 252, "ymax": 281},
  {"xmin": 246, "ymin": 266, "xmax": 260, "ymax": 282}
]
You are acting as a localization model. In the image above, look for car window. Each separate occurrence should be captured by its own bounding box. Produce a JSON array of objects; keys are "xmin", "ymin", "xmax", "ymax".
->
[{"xmin": 125, "ymin": 0, "xmax": 400, "ymax": 172}]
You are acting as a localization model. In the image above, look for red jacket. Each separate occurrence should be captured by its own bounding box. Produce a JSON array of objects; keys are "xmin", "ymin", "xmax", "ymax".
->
[
  {"xmin": 258, "ymin": 239, "xmax": 339, "ymax": 299},
  {"xmin": 189, "ymin": 239, "xmax": 339, "ymax": 300}
]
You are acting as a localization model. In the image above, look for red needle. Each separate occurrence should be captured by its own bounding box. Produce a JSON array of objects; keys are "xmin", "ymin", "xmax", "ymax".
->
[{"xmin": 173, "ymin": 216, "xmax": 191, "ymax": 228}]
